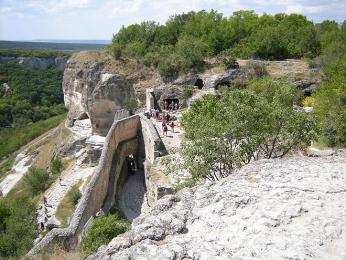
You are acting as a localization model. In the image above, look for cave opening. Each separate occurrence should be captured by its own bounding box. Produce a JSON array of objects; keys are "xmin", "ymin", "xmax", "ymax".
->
[
  {"xmin": 194, "ymin": 78, "xmax": 204, "ymax": 89},
  {"xmin": 162, "ymin": 98, "xmax": 180, "ymax": 110}
]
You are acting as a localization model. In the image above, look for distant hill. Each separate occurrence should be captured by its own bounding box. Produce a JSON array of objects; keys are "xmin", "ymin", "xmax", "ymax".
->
[
  {"xmin": 0, "ymin": 40, "xmax": 108, "ymax": 52},
  {"xmin": 33, "ymin": 40, "xmax": 111, "ymax": 45}
]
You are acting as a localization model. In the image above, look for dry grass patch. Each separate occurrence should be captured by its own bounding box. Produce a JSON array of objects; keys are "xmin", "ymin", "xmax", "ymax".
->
[{"xmin": 55, "ymin": 181, "xmax": 82, "ymax": 227}]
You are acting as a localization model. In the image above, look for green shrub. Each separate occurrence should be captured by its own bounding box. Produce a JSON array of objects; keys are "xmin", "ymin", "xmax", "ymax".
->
[
  {"xmin": 82, "ymin": 214, "xmax": 130, "ymax": 256},
  {"xmin": 249, "ymin": 63, "xmax": 268, "ymax": 79},
  {"xmin": 67, "ymin": 186, "xmax": 81, "ymax": 206},
  {"xmin": 302, "ymin": 96, "xmax": 315, "ymax": 107},
  {"xmin": 50, "ymin": 159, "xmax": 63, "ymax": 175},
  {"xmin": 314, "ymin": 54, "xmax": 346, "ymax": 146},
  {"xmin": 24, "ymin": 167, "xmax": 51, "ymax": 196},
  {"xmin": 0, "ymin": 196, "xmax": 36, "ymax": 257},
  {"xmin": 182, "ymin": 78, "xmax": 317, "ymax": 181},
  {"xmin": 108, "ymin": 43, "xmax": 122, "ymax": 60}
]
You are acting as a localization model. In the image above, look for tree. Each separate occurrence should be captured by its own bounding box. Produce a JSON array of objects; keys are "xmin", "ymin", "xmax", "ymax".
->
[
  {"xmin": 182, "ymin": 79, "xmax": 316, "ymax": 181},
  {"xmin": 314, "ymin": 54, "xmax": 346, "ymax": 146},
  {"xmin": 82, "ymin": 214, "xmax": 130, "ymax": 255}
]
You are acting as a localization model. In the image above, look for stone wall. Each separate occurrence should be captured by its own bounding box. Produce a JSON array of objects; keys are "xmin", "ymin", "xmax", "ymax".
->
[{"xmin": 27, "ymin": 114, "xmax": 167, "ymax": 256}]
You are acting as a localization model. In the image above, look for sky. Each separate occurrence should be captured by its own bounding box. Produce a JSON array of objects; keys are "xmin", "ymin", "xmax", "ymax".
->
[{"xmin": 0, "ymin": 0, "xmax": 345, "ymax": 41}]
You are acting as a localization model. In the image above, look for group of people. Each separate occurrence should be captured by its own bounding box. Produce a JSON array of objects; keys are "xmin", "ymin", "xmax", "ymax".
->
[
  {"xmin": 162, "ymin": 100, "xmax": 179, "ymax": 111},
  {"xmin": 161, "ymin": 111, "xmax": 175, "ymax": 136}
]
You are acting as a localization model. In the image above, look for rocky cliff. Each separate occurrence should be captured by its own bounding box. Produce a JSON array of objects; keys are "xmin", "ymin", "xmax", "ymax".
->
[
  {"xmin": 90, "ymin": 152, "xmax": 346, "ymax": 260},
  {"xmin": 0, "ymin": 56, "xmax": 68, "ymax": 70},
  {"xmin": 63, "ymin": 51, "xmax": 162, "ymax": 136}
]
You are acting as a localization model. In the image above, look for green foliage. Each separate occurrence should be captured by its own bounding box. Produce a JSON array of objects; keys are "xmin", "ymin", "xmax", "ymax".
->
[
  {"xmin": 314, "ymin": 54, "xmax": 346, "ymax": 146},
  {"xmin": 50, "ymin": 159, "xmax": 63, "ymax": 175},
  {"xmin": 107, "ymin": 43, "xmax": 122, "ymax": 60},
  {"xmin": 0, "ymin": 196, "xmax": 36, "ymax": 257},
  {"xmin": 0, "ymin": 157, "xmax": 14, "ymax": 180},
  {"xmin": 302, "ymin": 96, "xmax": 315, "ymax": 107},
  {"xmin": 0, "ymin": 114, "xmax": 65, "ymax": 159},
  {"xmin": 248, "ymin": 63, "xmax": 268, "ymax": 79},
  {"xmin": 0, "ymin": 62, "xmax": 66, "ymax": 128},
  {"xmin": 24, "ymin": 167, "xmax": 51, "ymax": 196},
  {"xmin": 82, "ymin": 214, "xmax": 130, "ymax": 255},
  {"xmin": 67, "ymin": 185, "xmax": 81, "ymax": 206},
  {"xmin": 0, "ymin": 48, "xmax": 71, "ymax": 58},
  {"xmin": 110, "ymin": 10, "xmax": 326, "ymax": 76},
  {"xmin": 182, "ymin": 79, "xmax": 316, "ymax": 181}
]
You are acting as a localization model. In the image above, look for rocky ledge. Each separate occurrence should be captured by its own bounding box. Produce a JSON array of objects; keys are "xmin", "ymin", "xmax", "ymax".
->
[{"xmin": 90, "ymin": 152, "xmax": 346, "ymax": 260}]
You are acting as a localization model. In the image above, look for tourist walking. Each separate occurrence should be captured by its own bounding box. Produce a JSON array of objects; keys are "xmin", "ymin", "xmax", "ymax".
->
[
  {"xmin": 163, "ymin": 123, "xmax": 168, "ymax": 136},
  {"xmin": 170, "ymin": 121, "xmax": 175, "ymax": 133}
]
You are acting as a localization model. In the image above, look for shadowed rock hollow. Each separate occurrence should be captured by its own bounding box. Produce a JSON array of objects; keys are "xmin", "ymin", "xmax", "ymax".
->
[{"xmin": 90, "ymin": 152, "xmax": 346, "ymax": 260}]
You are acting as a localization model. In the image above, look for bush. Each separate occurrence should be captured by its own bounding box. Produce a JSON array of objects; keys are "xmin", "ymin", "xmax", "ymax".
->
[
  {"xmin": 108, "ymin": 43, "xmax": 122, "ymax": 60},
  {"xmin": 82, "ymin": 214, "xmax": 130, "ymax": 255},
  {"xmin": 249, "ymin": 63, "xmax": 268, "ymax": 78},
  {"xmin": 24, "ymin": 167, "xmax": 51, "ymax": 196},
  {"xmin": 0, "ymin": 196, "xmax": 36, "ymax": 257},
  {"xmin": 182, "ymin": 79, "xmax": 316, "ymax": 181},
  {"xmin": 302, "ymin": 96, "xmax": 315, "ymax": 107},
  {"xmin": 50, "ymin": 159, "xmax": 63, "ymax": 175},
  {"xmin": 314, "ymin": 54, "xmax": 346, "ymax": 146},
  {"xmin": 67, "ymin": 186, "xmax": 81, "ymax": 206}
]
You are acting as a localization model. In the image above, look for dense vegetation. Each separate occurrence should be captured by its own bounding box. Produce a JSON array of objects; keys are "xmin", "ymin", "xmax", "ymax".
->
[
  {"xmin": 314, "ymin": 54, "xmax": 346, "ymax": 146},
  {"xmin": 82, "ymin": 214, "xmax": 130, "ymax": 255},
  {"xmin": 182, "ymin": 79, "xmax": 317, "ymax": 181},
  {"xmin": 0, "ymin": 61, "xmax": 66, "ymax": 158},
  {"xmin": 0, "ymin": 48, "xmax": 71, "ymax": 58},
  {"xmin": 0, "ymin": 196, "xmax": 36, "ymax": 257},
  {"xmin": 110, "ymin": 10, "xmax": 346, "ymax": 77}
]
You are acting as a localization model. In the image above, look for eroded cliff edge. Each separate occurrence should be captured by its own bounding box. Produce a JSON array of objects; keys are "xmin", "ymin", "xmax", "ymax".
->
[{"xmin": 90, "ymin": 152, "xmax": 346, "ymax": 260}]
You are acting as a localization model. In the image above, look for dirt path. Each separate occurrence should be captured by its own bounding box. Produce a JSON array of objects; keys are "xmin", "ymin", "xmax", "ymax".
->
[{"xmin": 36, "ymin": 163, "xmax": 95, "ymax": 226}]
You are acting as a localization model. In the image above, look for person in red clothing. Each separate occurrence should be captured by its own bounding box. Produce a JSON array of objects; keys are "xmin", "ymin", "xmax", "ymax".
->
[{"xmin": 170, "ymin": 121, "xmax": 175, "ymax": 133}]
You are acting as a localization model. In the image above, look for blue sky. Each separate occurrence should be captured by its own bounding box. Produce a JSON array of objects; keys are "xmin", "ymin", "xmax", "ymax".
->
[{"xmin": 0, "ymin": 0, "xmax": 345, "ymax": 41}]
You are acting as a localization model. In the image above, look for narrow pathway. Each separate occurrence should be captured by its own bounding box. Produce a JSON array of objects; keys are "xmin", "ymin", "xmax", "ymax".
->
[
  {"xmin": 36, "ymin": 163, "xmax": 95, "ymax": 226},
  {"xmin": 119, "ymin": 170, "xmax": 146, "ymax": 221}
]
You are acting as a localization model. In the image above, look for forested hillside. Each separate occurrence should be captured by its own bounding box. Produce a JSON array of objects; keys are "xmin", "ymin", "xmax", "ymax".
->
[{"xmin": 0, "ymin": 61, "xmax": 66, "ymax": 158}]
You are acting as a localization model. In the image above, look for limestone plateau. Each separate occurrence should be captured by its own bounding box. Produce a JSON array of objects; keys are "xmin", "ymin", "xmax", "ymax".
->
[{"xmin": 19, "ymin": 51, "xmax": 344, "ymax": 259}]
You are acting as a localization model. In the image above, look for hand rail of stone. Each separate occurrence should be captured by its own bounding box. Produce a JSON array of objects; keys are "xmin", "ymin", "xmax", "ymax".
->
[{"xmin": 27, "ymin": 115, "xmax": 141, "ymax": 257}]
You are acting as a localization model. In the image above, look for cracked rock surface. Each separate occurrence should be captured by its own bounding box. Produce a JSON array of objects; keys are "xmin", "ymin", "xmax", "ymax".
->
[{"xmin": 90, "ymin": 152, "xmax": 346, "ymax": 260}]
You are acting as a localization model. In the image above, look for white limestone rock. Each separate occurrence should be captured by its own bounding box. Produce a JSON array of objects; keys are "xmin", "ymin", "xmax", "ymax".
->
[{"xmin": 90, "ymin": 152, "xmax": 346, "ymax": 260}]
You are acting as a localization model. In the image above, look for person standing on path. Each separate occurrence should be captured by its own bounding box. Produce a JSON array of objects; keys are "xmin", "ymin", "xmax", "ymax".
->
[
  {"xmin": 170, "ymin": 121, "xmax": 175, "ymax": 133},
  {"xmin": 163, "ymin": 124, "xmax": 168, "ymax": 136}
]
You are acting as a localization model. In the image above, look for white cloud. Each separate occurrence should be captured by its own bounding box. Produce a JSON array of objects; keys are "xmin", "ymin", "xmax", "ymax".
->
[{"xmin": 0, "ymin": 0, "xmax": 345, "ymax": 40}]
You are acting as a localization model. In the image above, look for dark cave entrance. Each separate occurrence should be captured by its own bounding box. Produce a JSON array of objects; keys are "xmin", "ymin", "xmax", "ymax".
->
[
  {"xmin": 162, "ymin": 98, "xmax": 180, "ymax": 110},
  {"xmin": 194, "ymin": 78, "xmax": 204, "ymax": 89}
]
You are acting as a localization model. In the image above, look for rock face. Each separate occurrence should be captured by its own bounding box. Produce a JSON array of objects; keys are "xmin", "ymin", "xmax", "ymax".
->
[
  {"xmin": 63, "ymin": 52, "xmax": 163, "ymax": 136},
  {"xmin": 0, "ymin": 56, "xmax": 68, "ymax": 70},
  {"xmin": 90, "ymin": 152, "xmax": 346, "ymax": 260}
]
